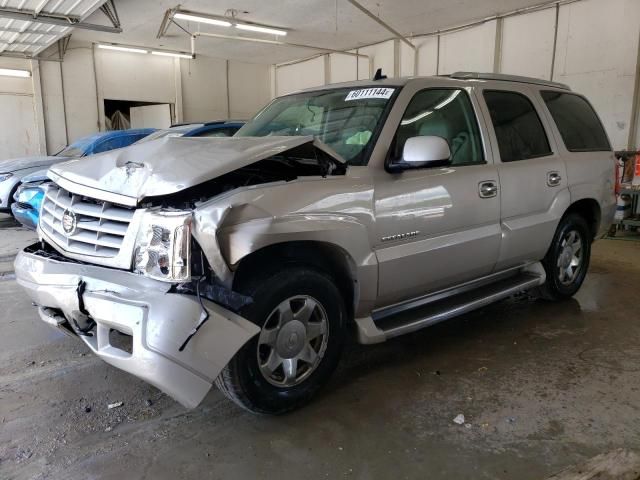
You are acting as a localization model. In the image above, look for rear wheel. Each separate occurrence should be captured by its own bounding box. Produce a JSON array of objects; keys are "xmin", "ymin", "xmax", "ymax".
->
[
  {"xmin": 215, "ymin": 266, "xmax": 346, "ymax": 414},
  {"xmin": 538, "ymin": 213, "xmax": 591, "ymax": 300}
]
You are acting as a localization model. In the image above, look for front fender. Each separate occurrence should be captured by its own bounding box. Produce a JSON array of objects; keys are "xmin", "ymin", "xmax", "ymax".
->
[
  {"xmin": 219, "ymin": 214, "xmax": 378, "ymax": 315},
  {"xmin": 192, "ymin": 173, "xmax": 377, "ymax": 313}
]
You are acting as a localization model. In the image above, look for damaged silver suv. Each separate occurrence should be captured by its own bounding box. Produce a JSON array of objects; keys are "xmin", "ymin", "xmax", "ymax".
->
[{"xmin": 15, "ymin": 73, "xmax": 616, "ymax": 414}]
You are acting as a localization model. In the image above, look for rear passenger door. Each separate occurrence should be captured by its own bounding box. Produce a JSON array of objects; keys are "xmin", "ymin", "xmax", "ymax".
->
[{"xmin": 477, "ymin": 87, "xmax": 568, "ymax": 271}]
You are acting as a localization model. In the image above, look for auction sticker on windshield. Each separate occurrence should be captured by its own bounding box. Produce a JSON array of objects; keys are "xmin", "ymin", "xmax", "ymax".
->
[{"xmin": 345, "ymin": 88, "xmax": 395, "ymax": 101}]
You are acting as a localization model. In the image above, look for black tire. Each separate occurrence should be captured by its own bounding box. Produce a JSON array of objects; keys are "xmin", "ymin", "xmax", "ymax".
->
[
  {"xmin": 538, "ymin": 213, "xmax": 591, "ymax": 300},
  {"xmin": 215, "ymin": 266, "xmax": 346, "ymax": 414}
]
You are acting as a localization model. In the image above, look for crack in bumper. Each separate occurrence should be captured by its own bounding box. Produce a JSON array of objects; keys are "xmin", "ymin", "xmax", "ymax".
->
[{"xmin": 14, "ymin": 247, "xmax": 259, "ymax": 408}]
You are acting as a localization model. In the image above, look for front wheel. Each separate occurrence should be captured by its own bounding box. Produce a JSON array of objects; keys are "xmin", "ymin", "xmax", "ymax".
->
[
  {"xmin": 215, "ymin": 266, "xmax": 346, "ymax": 414},
  {"xmin": 538, "ymin": 213, "xmax": 591, "ymax": 300}
]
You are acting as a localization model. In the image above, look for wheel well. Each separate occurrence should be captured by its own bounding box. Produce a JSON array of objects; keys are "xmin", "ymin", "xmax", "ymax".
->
[
  {"xmin": 565, "ymin": 198, "xmax": 601, "ymax": 240},
  {"xmin": 6, "ymin": 180, "xmax": 21, "ymax": 209},
  {"xmin": 232, "ymin": 241, "xmax": 358, "ymax": 319}
]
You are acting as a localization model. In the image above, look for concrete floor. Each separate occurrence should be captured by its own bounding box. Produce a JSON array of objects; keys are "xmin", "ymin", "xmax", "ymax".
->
[{"xmin": 1, "ymin": 221, "xmax": 639, "ymax": 479}]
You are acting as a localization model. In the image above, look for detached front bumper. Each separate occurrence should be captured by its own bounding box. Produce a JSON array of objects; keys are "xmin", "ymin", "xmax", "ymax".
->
[{"xmin": 14, "ymin": 246, "xmax": 259, "ymax": 408}]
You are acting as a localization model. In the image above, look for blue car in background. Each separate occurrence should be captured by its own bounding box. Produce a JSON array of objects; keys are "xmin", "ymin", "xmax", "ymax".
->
[
  {"xmin": 10, "ymin": 128, "xmax": 155, "ymax": 229},
  {"xmin": 12, "ymin": 121, "xmax": 243, "ymax": 230},
  {"xmin": 134, "ymin": 120, "xmax": 244, "ymax": 143}
]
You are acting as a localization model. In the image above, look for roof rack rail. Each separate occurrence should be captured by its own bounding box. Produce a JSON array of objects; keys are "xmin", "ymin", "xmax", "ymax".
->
[{"xmin": 450, "ymin": 72, "xmax": 571, "ymax": 91}]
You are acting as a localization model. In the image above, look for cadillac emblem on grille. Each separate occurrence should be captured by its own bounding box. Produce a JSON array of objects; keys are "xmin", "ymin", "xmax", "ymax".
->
[{"xmin": 61, "ymin": 209, "xmax": 77, "ymax": 236}]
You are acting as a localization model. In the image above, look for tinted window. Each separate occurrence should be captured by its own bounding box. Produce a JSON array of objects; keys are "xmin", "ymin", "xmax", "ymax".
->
[
  {"xmin": 392, "ymin": 89, "xmax": 484, "ymax": 165},
  {"xmin": 484, "ymin": 90, "xmax": 551, "ymax": 162},
  {"xmin": 541, "ymin": 91, "xmax": 610, "ymax": 152}
]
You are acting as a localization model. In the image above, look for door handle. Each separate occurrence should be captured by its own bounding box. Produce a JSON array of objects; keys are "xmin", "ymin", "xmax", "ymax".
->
[
  {"xmin": 547, "ymin": 171, "xmax": 562, "ymax": 187},
  {"xmin": 479, "ymin": 181, "xmax": 498, "ymax": 198}
]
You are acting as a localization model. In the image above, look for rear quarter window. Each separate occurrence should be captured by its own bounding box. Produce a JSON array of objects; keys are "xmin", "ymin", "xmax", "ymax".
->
[{"xmin": 540, "ymin": 91, "xmax": 611, "ymax": 152}]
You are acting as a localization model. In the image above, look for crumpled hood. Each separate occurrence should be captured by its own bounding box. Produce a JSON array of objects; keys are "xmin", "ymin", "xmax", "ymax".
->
[
  {"xmin": 0, "ymin": 155, "xmax": 65, "ymax": 173},
  {"xmin": 48, "ymin": 136, "xmax": 344, "ymax": 206}
]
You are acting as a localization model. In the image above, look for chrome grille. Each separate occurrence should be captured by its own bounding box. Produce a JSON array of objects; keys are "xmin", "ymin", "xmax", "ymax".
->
[{"xmin": 40, "ymin": 184, "xmax": 135, "ymax": 258}]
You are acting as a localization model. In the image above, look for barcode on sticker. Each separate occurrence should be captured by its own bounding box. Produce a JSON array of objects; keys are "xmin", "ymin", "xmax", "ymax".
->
[{"xmin": 345, "ymin": 88, "xmax": 394, "ymax": 101}]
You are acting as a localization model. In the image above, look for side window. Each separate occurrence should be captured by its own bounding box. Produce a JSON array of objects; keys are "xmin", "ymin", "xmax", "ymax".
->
[
  {"xmin": 540, "ymin": 91, "xmax": 611, "ymax": 152},
  {"xmin": 393, "ymin": 89, "xmax": 484, "ymax": 165},
  {"xmin": 483, "ymin": 90, "xmax": 552, "ymax": 162}
]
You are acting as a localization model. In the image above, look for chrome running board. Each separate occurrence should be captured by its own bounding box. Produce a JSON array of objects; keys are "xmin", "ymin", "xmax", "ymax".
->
[{"xmin": 354, "ymin": 263, "xmax": 545, "ymax": 344}]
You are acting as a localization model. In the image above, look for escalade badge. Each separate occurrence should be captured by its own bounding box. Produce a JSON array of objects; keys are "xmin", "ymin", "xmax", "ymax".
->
[
  {"xmin": 381, "ymin": 230, "xmax": 420, "ymax": 242},
  {"xmin": 62, "ymin": 209, "xmax": 77, "ymax": 236}
]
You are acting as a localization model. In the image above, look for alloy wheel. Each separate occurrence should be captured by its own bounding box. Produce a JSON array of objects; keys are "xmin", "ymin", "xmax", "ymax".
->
[
  {"xmin": 557, "ymin": 229, "xmax": 583, "ymax": 286},
  {"xmin": 256, "ymin": 295, "xmax": 329, "ymax": 387}
]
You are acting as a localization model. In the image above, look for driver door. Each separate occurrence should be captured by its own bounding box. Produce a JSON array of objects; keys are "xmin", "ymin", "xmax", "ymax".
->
[{"xmin": 373, "ymin": 88, "xmax": 502, "ymax": 307}]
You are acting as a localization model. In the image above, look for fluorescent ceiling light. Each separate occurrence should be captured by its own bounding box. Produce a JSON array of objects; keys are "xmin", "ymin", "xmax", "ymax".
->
[
  {"xmin": 152, "ymin": 51, "xmax": 193, "ymax": 59},
  {"xmin": 99, "ymin": 44, "xmax": 148, "ymax": 54},
  {"xmin": 0, "ymin": 68, "xmax": 31, "ymax": 78},
  {"xmin": 235, "ymin": 23, "xmax": 287, "ymax": 36},
  {"xmin": 174, "ymin": 12, "xmax": 232, "ymax": 27}
]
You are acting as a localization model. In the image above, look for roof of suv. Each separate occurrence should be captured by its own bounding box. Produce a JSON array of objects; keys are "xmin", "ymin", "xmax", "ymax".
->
[{"xmin": 296, "ymin": 71, "xmax": 570, "ymax": 94}]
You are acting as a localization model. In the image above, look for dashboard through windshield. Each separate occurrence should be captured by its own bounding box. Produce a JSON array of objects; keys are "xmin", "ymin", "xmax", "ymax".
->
[{"xmin": 236, "ymin": 86, "xmax": 398, "ymax": 165}]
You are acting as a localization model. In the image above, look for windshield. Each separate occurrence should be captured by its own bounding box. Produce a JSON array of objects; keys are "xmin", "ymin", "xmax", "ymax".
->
[
  {"xmin": 56, "ymin": 144, "xmax": 87, "ymax": 158},
  {"xmin": 134, "ymin": 124, "xmax": 204, "ymax": 144},
  {"xmin": 236, "ymin": 86, "xmax": 397, "ymax": 165}
]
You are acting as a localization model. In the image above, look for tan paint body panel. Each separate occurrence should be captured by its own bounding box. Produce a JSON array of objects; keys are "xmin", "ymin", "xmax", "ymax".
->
[{"xmin": 473, "ymin": 83, "xmax": 571, "ymax": 270}]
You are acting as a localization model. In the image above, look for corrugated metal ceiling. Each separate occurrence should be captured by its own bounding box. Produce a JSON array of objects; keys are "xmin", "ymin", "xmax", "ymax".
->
[{"xmin": 0, "ymin": 0, "xmax": 106, "ymax": 56}]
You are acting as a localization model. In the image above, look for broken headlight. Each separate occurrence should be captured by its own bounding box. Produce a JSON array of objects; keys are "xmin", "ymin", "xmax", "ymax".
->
[{"xmin": 134, "ymin": 210, "xmax": 192, "ymax": 282}]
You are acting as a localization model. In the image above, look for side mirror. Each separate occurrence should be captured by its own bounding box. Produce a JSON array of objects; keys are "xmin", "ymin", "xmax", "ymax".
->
[{"xmin": 392, "ymin": 136, "xmax": 451, "ymax": 171}]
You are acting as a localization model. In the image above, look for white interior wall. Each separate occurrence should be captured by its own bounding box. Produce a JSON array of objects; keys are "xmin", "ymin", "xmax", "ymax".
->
[
  {"xmin": 95, "ymin": 45, "xmax": 180, "ymax": 131},
  {"xmin": 274, "ymin": 44, "xmax": 381, "ymax": 96},
  {"xmin": 355, "ymin": 50, "xmax": 370, "ymax": 80},
  {"xmin": 29, "ymin": 41, "xmax": 273, "ymax": 156},
  {"xmin": 438, "ymin": 21, "xmax": 497, "ymax": 75},
  {"xmin": 553, "ymin": 0, "xmax": 640, "ymax": 150},
  {"xmin": 500, "ymin": 8, "xmax": 556, "ymax": 80},
  {"xmin": 57, "ymin": 42, "xmax": 99, "ymax": 144},
  {"xmin": 414, "ymin": 36, "xmax": 439, "ymax": 76},
  {"xmin": 97, "ymin": 48, "xmax": 177, "ymax": 104},
  {"xmin": 358, "ymin": 39, "xmax": 396, "ymax": 77},
  {"xmin": 0, "ymin": 58, "xmax": 40, "ymax": 159},
  {"xmin": 399, "ymin": 41, "xmax": 415, "ymax": 77},
  {"xmin": 181, "ymin": 56, "xmax": 228, "ymax": 122},
  {"xmin": 228, "ymin": 61, "xmax": 272, "ymax": 119},
  {"xmin": 271, "ymin": 0, "xmax": 640, "ymax": 150},
  {"xmin": 39, "ymin": 60, "xmax": 67, "ymax": 154},
  {"xmin": 329, "ymin": 54, "xmax": 359, "ymax": 84},
  {"xmin": 0, "ymin": 57, "xmax": 32, "ymax": 95},
  {"xmin": 275, "ymin": 56, "xmax": 325, "ymax": 96}
]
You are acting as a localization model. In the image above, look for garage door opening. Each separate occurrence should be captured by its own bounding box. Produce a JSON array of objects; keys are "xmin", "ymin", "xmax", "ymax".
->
[{"xmin": 103, "ymin": 99, "xmax": 174, "ymax": 130}]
